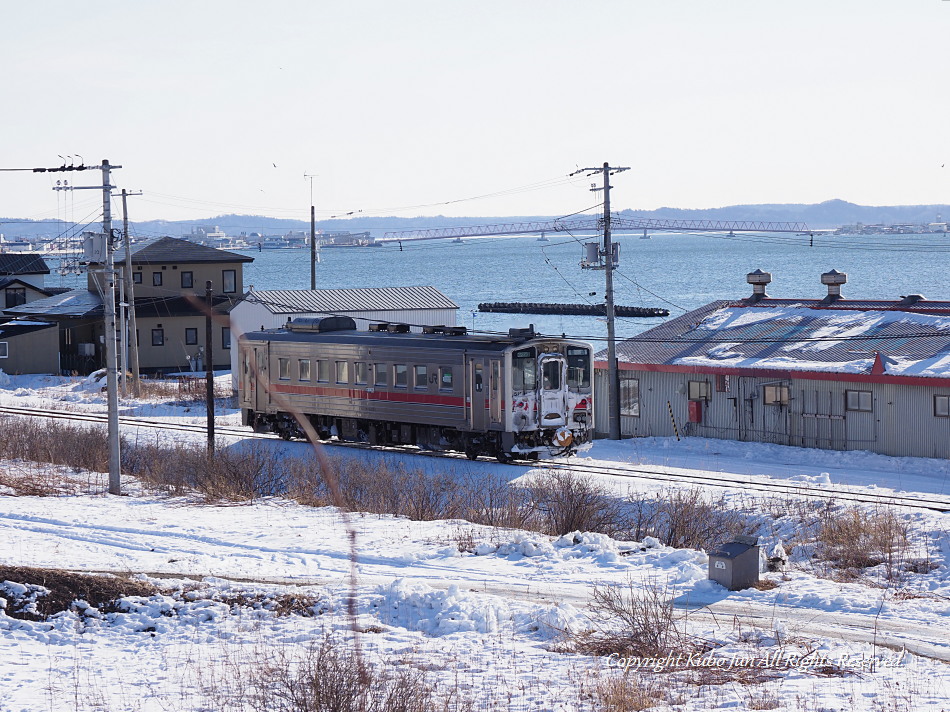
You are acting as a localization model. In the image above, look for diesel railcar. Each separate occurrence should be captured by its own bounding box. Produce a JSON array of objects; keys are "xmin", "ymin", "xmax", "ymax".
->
[{"xmin": 238, "ymin": 316, "xmax": 593, "ymax": 460}]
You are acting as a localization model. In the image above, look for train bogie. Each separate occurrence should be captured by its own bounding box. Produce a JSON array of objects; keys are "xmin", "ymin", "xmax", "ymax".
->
[{"xmin": 238, "ymin": 317, "xmax": 593, "ymax": 460}]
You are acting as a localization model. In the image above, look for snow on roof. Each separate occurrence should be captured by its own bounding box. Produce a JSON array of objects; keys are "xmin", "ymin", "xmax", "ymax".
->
[{"xmin": 612, "ymin": 298, "xmax": 950, "ymax": 379}]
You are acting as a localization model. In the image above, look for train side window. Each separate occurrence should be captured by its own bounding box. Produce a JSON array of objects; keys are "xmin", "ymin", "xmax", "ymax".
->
[
  {"xmin": 278, "ymin": 358, "xmax": 290, "ymax": 381},
  {"xmin": 414, "ymin": 365, "xmax": 427, "ymax": 389},
  {"xmin": 335, "ymin": 361, "xmax": 349, "ymax": 384},
  {"xmin": 394, "ymin": 364, "xmax": 408, "ymax": 388},
  {"xmin": 355, "ymin": 362, "xmax": 368, "ymax": 384},
  {"xmin": 374, "ymin": 363, "xmax": 388, "ymax": 387},
  {"xmin": 566, "ymin": 347, "xmax": 591, "ymax": 390},
  {"xmin": 439, "ymin": 367, "xmax": 454, "ymax": 390},
  {"xmin": 299, "ymin": 359, "xmax": 311, "ymax": 382},
  {"xmin": 512, "ymin": 348, "xmax": 536, "ymax": 394},
  {"xmin": 317, "ymin": 360, "xmax": 329, "ymax": 383}
]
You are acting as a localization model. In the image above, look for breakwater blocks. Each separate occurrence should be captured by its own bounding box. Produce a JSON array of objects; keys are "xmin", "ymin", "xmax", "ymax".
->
[{"xmin": 478, "ymin": 302, "xmax": 669, "ymax": 318}]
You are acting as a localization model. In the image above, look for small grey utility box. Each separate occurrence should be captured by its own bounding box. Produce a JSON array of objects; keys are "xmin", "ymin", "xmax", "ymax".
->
[{"xmin": 708, "ymin": 535, "xmax": 760, "ymax": 590}]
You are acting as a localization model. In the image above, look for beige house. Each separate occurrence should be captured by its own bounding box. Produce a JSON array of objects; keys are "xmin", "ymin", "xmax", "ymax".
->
[
  {"xmin": 0, "ymin": 319, "xmax": 59, "ymax": 374},
  {"xmin": 4, "ymin": 237, "xmax": 253, "ymax": 374}
]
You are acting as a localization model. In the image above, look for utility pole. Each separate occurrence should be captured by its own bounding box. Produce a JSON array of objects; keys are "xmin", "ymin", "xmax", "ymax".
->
[
  {"xmin": 572, "ymin": 162, "xmax": 629, "ymax": 440},
  {"xmin": 305, "ymin": 173, "xmax": 318, "ymax": 289},
  {"xmin": 205, "ymin": 280, "xmax": 215, "ymax": 453},
  {"xmin": 121, "ymin": 189, "xmax": 142, "ymax": 397},
  {"xmin": 101, "ymin": 159, "xmax": 122, "ymax": 493}
]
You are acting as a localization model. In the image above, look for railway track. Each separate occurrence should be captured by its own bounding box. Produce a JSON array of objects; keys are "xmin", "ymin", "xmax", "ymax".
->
[{"xmin": 2, "ymin": 403, "xmax": 949, "ymax": 513}]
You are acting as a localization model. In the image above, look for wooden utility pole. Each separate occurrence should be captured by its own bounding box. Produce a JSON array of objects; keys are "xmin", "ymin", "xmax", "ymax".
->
[
  {"xmin": 310, "ymin": 205, "xmax": 316, "ymax": 290},
  {"xmin": 121, "ymin": 189, "xmax": 141, "ymax": 396},
  {"xmin": 205, "ymin": 280, "xmax": 215, "ymax": 453},
  {"xmin": 101, "ymin": 159, "xmax": 123, "ymax": 493},
  {"xmin": 572, "ymin": 162, "xmax": 630, "ymax": 440}
]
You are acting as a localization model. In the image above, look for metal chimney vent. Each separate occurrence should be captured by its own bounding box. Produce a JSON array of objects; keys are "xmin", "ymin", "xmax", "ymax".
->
[
  {"xmin": 820, "ymin": 269, "xmax": 847, "ymax": 302},
  {"xmin": 745, "ymin": 269, "xmax": 772, "ymax": 303}
]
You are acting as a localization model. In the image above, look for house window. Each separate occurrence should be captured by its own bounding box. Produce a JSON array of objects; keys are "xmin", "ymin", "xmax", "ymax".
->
[
  {"xmin": 935, "ymin": 395, "xmax": 950, "ymax": 417},
  {"xmin": 299, "ymin": 359, "xmax": 311, "ymax": 382},
  {"xmin": 0, "ymin": 342, "xmax": 7, "ymax": 359},
  {"xmin": 620, "ymin": 374, "xmax": 640, "ymax": 417},
  {"xmin": 222, "ymin": 326, "xmax": 231, "ymax": 350},
  {"xmin": 181, "ymin": 271, "xmax": 194, "ymax": 289},
  {"xmin": 152, "ymin": 272, "xmax": 163, "ymax": 287},
  {"xmin": 151, "ymin": 328, "xmax": 164, "ymax": 346},
  {"xmin": 222, "ymin": 269, "xmax": 236, "ymax": 294},
  {"xmin": 5, "ymin": 288, "xmax": 26, "ymax": 308},
  {"xmin": 394, "ymin": 364, "xmax": 408, "ymax": 388},
  {"xmin": 354, "ymin": 362, "xmax": 368, "ymax": 385},
  {"xmin": 763, "ymin": 384, "xmax": 789, "ymax": 406},
  {"xmin": 185, "ymin": 327, "xmax": 198, "ymax": 345},
  {"xmin": 846, "ymin": 390, "xmax": 872, "ymax": 412},
  {"xmin": 414, "ymin": 365, "xmax": 428, "ymax": 389},
  {"xmin": 278, "ymin": 358, "xmax": 290, "ymax": 380},
  {"xmin": 132, "ymin": 272, "xmax": 143, "ymax": 284},
  {"xmin": 335, "ymin": 361, "xmax": 349, "ymax": 384},
  {"xmin": 688, "ymin": 380, "xmax": 711, "ymax": 401},
  {"xmin": 439, "ymin": 367, "xmax": 454, "ymax": 390},
  {"xmin": 317, "ymin": 360, "xmax": 329, "ymax": 383},
  {"xmin": 374, "ymin": 363, "xmax": 388, "ymax": 387}
]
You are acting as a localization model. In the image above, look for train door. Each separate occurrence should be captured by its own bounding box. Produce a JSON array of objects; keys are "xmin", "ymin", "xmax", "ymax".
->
[
  {"xmin": 468, "ymin": 357, "xmax": 488, "ymax": 431},
  {"xmin": 489, "ymin": 359, "xmax": 502, "ymax": 425},
  {"xmin": 538, "ymin": 354, "xmax": 567, "ymax": 427},
  {"xmin": 252, "ymin": 343, "xmax": 269, "ymax": 413}
]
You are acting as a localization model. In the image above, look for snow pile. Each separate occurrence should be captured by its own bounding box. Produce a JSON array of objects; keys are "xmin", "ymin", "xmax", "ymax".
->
[{"xmin": 372, "ymin": 579, "xmax": 507, "ymax": 635}]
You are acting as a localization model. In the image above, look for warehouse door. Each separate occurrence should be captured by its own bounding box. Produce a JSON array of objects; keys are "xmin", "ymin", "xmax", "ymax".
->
[{"xmin": 799, "ymin": 388, "xmax": 846, "ymax": 450}]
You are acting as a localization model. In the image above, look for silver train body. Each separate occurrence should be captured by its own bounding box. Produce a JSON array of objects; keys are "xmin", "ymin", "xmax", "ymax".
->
[{"xmin": 238, "ymin": 316, "xmax": 594, "ymax": 460}]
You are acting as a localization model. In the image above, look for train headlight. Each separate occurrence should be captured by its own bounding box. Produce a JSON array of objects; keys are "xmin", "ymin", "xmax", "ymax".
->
[{"xmin": 573, "ymin": 412, "xmax": 587, "ymax": 424}]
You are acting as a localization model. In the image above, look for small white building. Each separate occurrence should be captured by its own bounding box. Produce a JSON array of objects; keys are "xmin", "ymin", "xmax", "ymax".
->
[{"xmin": 228, "ymin": 286, "xmax": 459, "ymax": 380}]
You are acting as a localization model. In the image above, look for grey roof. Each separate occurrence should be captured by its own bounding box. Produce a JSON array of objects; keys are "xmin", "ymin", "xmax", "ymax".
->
[
  {"xmin": 0, "ymin": 254, "xmax": 50, "ymax": 276},
  {"xmin": 113, "ymin": 236, "xmax": 254, "ymax": 265},
  {"xmin": 244, "ymin": 286, "xmax": 459, "ymax": 315},
  {"xmin": 2, "ymin": 289, "xmax": 102, "ymax": 319},
  {"xmin": 0, "ymin": 319, "xmax": 57, "ymax": 338},
  {"xmin": 603, "ymin": 296, "xmax": 950, "ymax": 379}
]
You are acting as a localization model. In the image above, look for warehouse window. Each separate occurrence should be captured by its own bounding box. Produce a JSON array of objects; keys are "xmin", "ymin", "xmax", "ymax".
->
[
  {"xmin": 620, "ymin": 374, "xmax": 640, "ymax": 417},
  {"xmin": 374, "ymin": 363, "xmax": 388, "ymax": 387},
  {"xmin": 355, "ymin": 362, "xmax": 368, "ymax": 385},
  {"xmin": 278, "ymin": 358, "xmax": 290, "ymax": 380},
  {"xmin": 846, "ymin": 390, "xmax": 872, "ymax": 412},
  {"xmin": 439, "ymin": 367, "xmax": 454, "ymax": 391},
  {"xmin": 763, "ymin": 384, "xmax": 789, "ymax": 406},
  {"xmin": 394, "ymin": 364, "xmax": 408, "ymax": 388},
  {"xmin": 688, "ymin": 380, "xmax": 711, "ymax": 401},
  {"xmin": 414, "ymin": 365, "xmax": 428, "ymax": 389},
  {"xmin": 935, "ymin": 395, "xmax": 950, "ymax": 417},
  {"xmin": 316, "ymin": 360, "xmax": 329, "ymax": 383},
  {"xmin": 335, "ymin": 361, "xmax": 349, "ymax": 384},
  {"xmin": 299, "ymin": 359, "xmax": 311, "ymax": 382}
]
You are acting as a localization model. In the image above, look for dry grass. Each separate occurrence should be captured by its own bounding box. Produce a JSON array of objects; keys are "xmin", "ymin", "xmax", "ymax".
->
[
  {"xmin": 0, "ymin": 565, "xmax": 157, "ymax": 620},
  {"xmin": 814, "ymin": 505, "xmax": 910, "ymax": 577}
]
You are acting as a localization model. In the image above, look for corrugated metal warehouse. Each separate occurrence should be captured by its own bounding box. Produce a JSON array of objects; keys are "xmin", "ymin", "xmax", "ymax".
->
[{"xmin": 594, "ymin": 270, "xmax": 950, "ymax": 459}]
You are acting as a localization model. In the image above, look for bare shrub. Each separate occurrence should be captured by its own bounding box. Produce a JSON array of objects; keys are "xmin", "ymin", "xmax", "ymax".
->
[
  {"xmin": 458, "ymin": 471, "xmax": 532, "ymax": 529},
  {"xmin": 583, "ymin": 672, "xmax": 665, "ymax": 712},
  {"xmin": 652, "ymin": 488, "xmax": 753, "ymax": 550},
  {"xmin": 575, "ymin": 577, "xmax": 687, "ymax": 658},
  {"xmin": 525, "ymin": 470, "xmax": 632, "ymax": 537},
  {"xmin": 814, "ymin": 505, "xmax": 910, "ymax": 576},
  {"xmin": 0, "ymin": 416, "xmax": 109, "ymax": 473},
  {"xmin": 247, "ymin": 634, "xmax": 434, "ymax": 712}
]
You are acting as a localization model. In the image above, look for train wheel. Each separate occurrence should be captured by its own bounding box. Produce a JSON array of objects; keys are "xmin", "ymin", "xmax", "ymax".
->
[
  {"xmin": 495, "ymin": 451, "xmax": 512, "ymax": 464},
  {"xmin": 464, "ymin": 444, "xmax": 479, "ymax": 460}
]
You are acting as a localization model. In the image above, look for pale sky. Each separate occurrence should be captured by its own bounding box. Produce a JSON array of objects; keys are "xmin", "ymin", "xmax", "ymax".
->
[{"xmin": 3, "ymin": 1, "xmax": 949, "ymax": 225}]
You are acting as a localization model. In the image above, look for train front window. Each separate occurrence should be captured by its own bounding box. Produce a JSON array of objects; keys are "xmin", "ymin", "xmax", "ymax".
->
[
  {"xmin": 567, "ymin": 347, "xmax": 591, "ymax": 390},
  {"xmin": 541, "ymin": 360, "xmax": 561, "ymax": 390},
  {"xmin": 512, "ymin": 348, "xmax": 536, "ymax": 394}
]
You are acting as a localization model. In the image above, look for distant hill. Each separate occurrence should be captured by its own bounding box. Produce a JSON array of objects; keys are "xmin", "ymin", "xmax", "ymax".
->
[{"xmin": 3, "ymin": 200, "xmax": 949, "ymax": 240}]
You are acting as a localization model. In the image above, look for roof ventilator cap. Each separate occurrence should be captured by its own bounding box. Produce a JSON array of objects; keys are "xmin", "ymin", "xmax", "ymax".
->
[
  {"xmin": 746, "ymin": 269, "xmax": 772, "ymax": 303},
  {"xmin": 820, "ymin": 269, "xmax": 847, "ymax": 304},
  {"xmin": 898, "ymin": 294, "xmax": 925, "ymax": 306},
  {"xmin": 508, "ymin": 324, "xmax": 536, "ymax": 340}
]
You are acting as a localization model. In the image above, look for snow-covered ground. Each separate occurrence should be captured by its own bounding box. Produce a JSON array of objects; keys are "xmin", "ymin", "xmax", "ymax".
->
[{"xmin": 0, "ymin": 373, "xmax": 948, "ymax": 711}]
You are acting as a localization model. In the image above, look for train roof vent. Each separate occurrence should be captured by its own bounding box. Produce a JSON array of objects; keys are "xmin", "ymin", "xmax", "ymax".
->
[
  {"xmin": 285, "ymin": 316, "xmax": 357, "ymax": 333},
  {"xmin": 508, "ymin": 325, "xmax": 536, "ymax": 340},
  {"xmin": 386, "ymin": 323, "xmax": 411, "ymax": 333},
  {"xmin": 369, "ymin": 322, "xmax": 389, "ymax": 332},
  {"xmin": 422, "ymin": 325, "xmax": 467, "ymax": 335}
]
